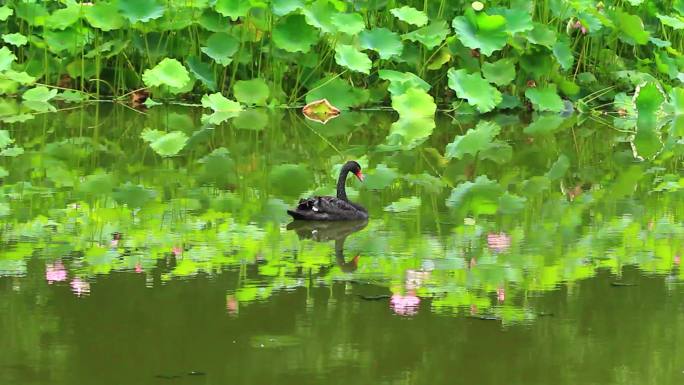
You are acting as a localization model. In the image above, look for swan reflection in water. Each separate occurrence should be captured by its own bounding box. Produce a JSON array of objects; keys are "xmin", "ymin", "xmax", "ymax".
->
[{"xmin": 287, "ymin": 219, "xmax": 368, "ymax": 272}]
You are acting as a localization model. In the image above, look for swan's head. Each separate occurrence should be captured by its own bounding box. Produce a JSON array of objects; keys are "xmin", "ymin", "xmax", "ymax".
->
[{"xmin": 344, "ymin": 160, "xmax": 364, "ymax": 182}]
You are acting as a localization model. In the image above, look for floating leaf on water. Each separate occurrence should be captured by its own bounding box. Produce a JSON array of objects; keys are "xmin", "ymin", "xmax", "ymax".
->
[
  {"xmin": 2, "ymin": 33, "xmax": 28, "ymax": 47},
  {"xmin": 384, "ymin": 196, "xmax": 421, "ymax": 212},
  {"xmin": 84, "ymin": 2, "xmax": 125, "ymax": 31},
  {"xmin": 140, "ymin": 129, "xmax": 189, "ymax": 157},
  {"xmin": 447, "ymin": 68, "xmax": 502, "ymax": 113},
  {"xmin": 233, "ymin": 79, "xmax": 270, "ymax": 106},
  {"xmin": 201, "ymin": 32, "xmax": 240, "ymax": 66},
  {"xmin": 302, "ymin": 99, "xmax": 340, "ymax": 124},
  {"xmin": 334, "ymin": 44, "xmax": 372, "ymax": 74},
  {"xmin": 118, "ymin": 0, "xmax": 165, "ymax": 23},
  {"xmin": 331, "ymin": 13, "xmax": 366, "ymax": 35},
  {"xmin": 482, "ymin": 59, "xmax": 515, "ymax": 86},
  {"xmin": 402, "ymin": 21, "xmax": 450, "ymax": 49},
  {"xmin": 201, "ymin": 92, "xmax": 243, "ymax": 125},
  {"xmin": 445, "ymin": 121, "xmax": 501, "ymax": 159},
  {"xmin": 142, "ymin": 58, "xmax": 190, "ymax": 89},
  {"xmin": 272, "ymin": 14, "xmax": 319, "ymax": 53},
  {"xmin": 215, "ymin": 0, "xmax": 251, "ymax": 21},
  {"xmin": 525, "ymin": 85, "xmax": 564, "ymax": 112},
  {"xmin": 452, "ymin": 9, "xmax": 507, "ymax": 56},
  {"xmin": 390, "ymin": 6, "xmax": 428, "ymax": 27},
  {"xmin": 22, "ymin": 86, "xmax": 58, "ymax": 102},
  {"xmin": 360, "ymin": 28, "xmax": 403, "ymax": 60}
]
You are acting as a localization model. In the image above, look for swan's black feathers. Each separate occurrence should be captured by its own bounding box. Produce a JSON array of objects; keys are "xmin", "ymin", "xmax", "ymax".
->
[{"xmin": 287, "ymin": 196, "xmax": 368, "ymax": 221}]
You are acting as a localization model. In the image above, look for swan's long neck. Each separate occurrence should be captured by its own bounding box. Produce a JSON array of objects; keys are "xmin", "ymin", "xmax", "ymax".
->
[{"xmin": 336, "ymin": 167, "xmax": 350, "ymax": 201}]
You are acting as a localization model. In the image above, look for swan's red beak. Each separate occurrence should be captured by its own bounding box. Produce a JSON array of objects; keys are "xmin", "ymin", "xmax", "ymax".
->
[{"xmin": 355, "ymin": 171, "xmax": 364, "ymax": 182}]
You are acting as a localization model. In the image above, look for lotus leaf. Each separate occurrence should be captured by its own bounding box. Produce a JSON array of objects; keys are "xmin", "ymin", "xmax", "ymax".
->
[
  {"xmin": 482, "ymin": 59, "xmax": 515, "ymax": 86},
  {"xmin": 187, "ymin": 56, "xmax": 217, "ymax": 91},
  {"xmin": 272, "ymin": 15, "xmax": 319, "ymax": 53},
  {"xmin": 113, "ymin": 183, "xmax": 155, "ymax": 209},
  {"xmin": 331, "ymin": 13, "xmax": 366, "ymax": 35},
  {"xmin": 386, "ymin": 117, "xmax": 435, "ymax": 150},
  {"xmin": 384, "ymin": 196, "xmax": 421, "ymax": 212},
  {"xmin": 44, "ymin": 28, "xmax": 91, "ymax": 54},
  {"xmin": 118, "ymin": 0, "xmax": 165, "ymax": 23},
  {"xmin": 552, "ymin": 38, "xmax": 574, "ymax": 71},
  {"xmin": 669, "ymin": 88, "xmax": 684, "ymax": 116},
  {"xmin": 363, "ymin": 164, "xmax": 399, "ymax": 190},
  {"xmin": 378, "ymin": 70, "xmax": 430, "ymax": 95},
  {"xmin": 142, "ymin": 58, "xmax": 190, "ymax": 89},
  {"xmin": 452, "ymin": 10, "xmax": 507, "ymax": 56},
  {"xmin": 234, "ymin": 79, "xmax": 270, "ymax": 106},
  {"xmin": 498, "ymin": 192, "xmax": 526, "ymax": 214},
  {"xmin": 546, "ymin": 154, "xmax": 570, "ymax": 181},
  {"xmin": 201, "ymin": 92, "xmax": 243, "ymax": 125},
  {"xmin": 479, "ymin": 141, "xmax": 513, "ymax": 164},
  {"xmin": 0, "ymin": 130, "xmax": 13, "ymax": 148},
  {"xmin": 14, "ymin": 3, "xmax": 48, "ymax": 26},
  {"xmin": 1, "ymin": 70, "xmax": 35, "ymax": 85},
  {"xmin": 525, "ymin": 85, "xmax": 564, "ymax": 112},
  {"xmin": 359, "ymin": 28, "xmax": 402, "ymax": 59},
  {"xmin": 22, "ymin": 86, "xmax": 58, "ymax": 102},
  {"xmin": 2, "ymin": 33, "xmax": 27, "ymax": 47},
  {"xmin": 45, "ymin": 4, "xmax": 81, "ymax": 30},
  {"xmin": 335, "ymin": 44, "xmax": 372, "ymax": 74},
  {"xmin": 615, "ymin": 11, "xmax": 650, "ymax": 45},
  {"xmin": 305, "ymin": 77, "xmax": 369, "ymax": 110},
  {"xmin": 0, "ymin": 47, "xmax": 15, "ymax": 72},
  {"xmin": 270, "ymin": 164, "xmax": 312, "ymax": 197},
  {"xmin": 215, "ymin": 0, "xmax": 251, "ymax": 20},
  {"xmin": 272, "ymin": 0, "xmax": 303, "ymax": 16},
  {"xmin": 201, "ymin": 32, "xmax": 240, "ymax": 66},
  {"xmin": 403, "ymin": 21, "xmax": 450, "ymax": 49},
  {"xmin": 0, "ymin": 6, "xmax": 12, "ymax": 21},
  {"xmin": 141, "ymin": 129, "xmax": 189, "ymax": 157},
  {"xmin": 656, "ymin": 13, "xmax": 684, "ymax": 30},
  {"xmin": 526, "ymin": 23, "xmax": 556, "ymax": 48},
  {"xmin": 233, "ymin": 109, "xmax": 269, "ymax": 130},
  {"xmin": 302, "ymin": 0, "xmax": 338, "ymax": 34},
  {"xmin": 446, "ymin": 176, "xmax": 502, "ymax": 215},
  {"xmin": 447, "ymin": 68, "xmax": 502, "ymax": 113},
  {"xmin": 445, "ymin": 121, "xmax": 501, "ymax": 159},
  {"xmin": 498, "ymin": 8, "xmax": 533, "ymax": 34},
  {"xmin": 392, "ymin": 88, "xmax": 436, "ymax": 119},
  {"xmin": 390, "ymin": 6, "xmax": 428, "ymax": 27}
]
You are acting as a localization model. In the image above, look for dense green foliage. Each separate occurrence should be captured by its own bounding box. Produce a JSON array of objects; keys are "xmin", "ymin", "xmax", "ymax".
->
[{"xmin": 1, "ymin": 0, "xmax": 684, "ymax": 116}]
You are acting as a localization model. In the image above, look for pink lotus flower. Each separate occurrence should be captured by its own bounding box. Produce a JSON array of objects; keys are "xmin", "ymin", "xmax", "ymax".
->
[
  {"xmin": 135, "ymin": 262, "xmax": 143, "ymax": 273},
  {"xmin": 172, "ymin": 246, "xmax": 182, "ymax": 256},
  {"xmin": 45, "ymin": 261, "xmax": 67, "ymax": 283},
  {"xmin": 487, "ymin": 232, "xmax": 511, "ymax": 253},
  {"xmin": 70, "ymin": 278, "xmax": 91, "ymax": 297},
  {"xmin": 390, "ymin": 292, "xmax": 420, "ymax": 316},
  {"xmin": 497, "ymin": 287, "xmax": 505, "ymax": 302},
  {"xmin": 226, "ymin": 295, "xmax": 239, "ymax": 316}
]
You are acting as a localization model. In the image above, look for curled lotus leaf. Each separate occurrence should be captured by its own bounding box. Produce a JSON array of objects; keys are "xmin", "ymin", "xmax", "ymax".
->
[
  {"xmin": 390, "ymin": 6, "xmax": 428, "ymax": 27},
  {"xmin": 452, "ymin": 9, "xmax": 507, "ymax": 56},
  {"xmin": 142, "ymin": 58, "xmax": 190, "ymax": 89},
  {"xmin": 302, "ymin": 99, "xmax": 341, "ymax": 124}
]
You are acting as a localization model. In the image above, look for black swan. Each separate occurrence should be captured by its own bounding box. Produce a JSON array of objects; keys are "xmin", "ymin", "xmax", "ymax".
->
[
  {"xmin": 287, "ymin": 160, "xmax": 368, "ymax": 221},
  {"xmin": 287, "ymin": 219, "xmax": 368, "ymax": 272}
]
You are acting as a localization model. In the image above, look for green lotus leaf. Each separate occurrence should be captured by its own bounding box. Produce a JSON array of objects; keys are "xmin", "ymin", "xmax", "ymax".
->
[
  {"xmin": 201, "ymin": 92, "xmax": 243, "ymax": 125},
  {"xmin": 335, "ymin": 44, "xmax": 372, "ymax": 74},
  {"xmin": 0, "ymin": 47, "xmax": 15, "ymax": 72},
  {"xmin": 360, "ymin": 28, "xmax": 403, "ymax": 59},
  {"xmin": 669, "ymin": 87, "xmax": 684, "ymax": 116},
  {"xmin": 635, "ymin": 83, "xmax": 664, "ymax": 117},
  {"xmin": 447, "ymin": 68, "xmax": 502, "ymax": 113},
  {"xmin": 331, "ymin": 13, "xmax": 366, "ymax": 35},
  {"xmin": 142, "ymin": 58, "xmax": 190, "ymax": 88},
  {"xmin": 272, "ymin": 15, "xmax": 319, "ymax": 53},
  {"xmin": 498, "ymin": 192, "xmax": 526, "ymax": 214},
  {"xmin": 452, "ymin": 10, "xmax": 507, "ymax": 56},
  {"xmin": 546, "ymin": 154, "xmax": 570, "ymax": 181},
  {"xmin": 233, "ymin": 109, "xmax": 269, "ymax": 130},
  {"xmin": 0, "ymin": 146, "xmax": 23, "ymax": 157},
  {"xmin": 498, "ymin": 8, "xmax": 533, "ymax": 34},
  {"xmin": 390, "ymin": 6, "xmax": 428, "ymax": 27},
  {"xmin": 305, "ymin": 77, "xmax": 369, "ymax": 110},
  {"xmin": 384, "ymin": 196, "xmax": 421, "ymax": 212},
  {"xmin": 553, "ymin": 38, "xmax": 574, "ymax": 71},
  {"xmin": 141, "ymin": 129, "xmax": 189, "ymax": 157},
  {"xmin": 272, "ymin": 0, "xmax": 303, "ymax": 16},
  {"xmin": 426, "ymin": 47, "xmax": 451, "ymax": 70},
  {"xmin": 634, "ymin": 83, "xmax": 664, "ymax": 159},
  {"xmin": 385, "ymin": 117, "xmax": 435, "ymax": 150},
  {"xmin": 479, "ymin": 140, "xmax": 513, "ymax": 164},
  {"xmin": 656, "ymin": 13, "xmax": 684, "ymax": 29},
  {"xmin": 391, "ymin": 88, "xmax": 436, "ymax": 119},
  {"xmin": 0, "ymin": 5, "xmax": 13, "ymax": 21},
  {"xmin": 198, "ymin": 10, "xmax": 232, "ymax": 32},
  {"xmin": 14, "ymin": 3, "xmax": 48, "ymax": 26},
  {"xmin": 1, "ymin": 33, "xmax": 27, "ymax": 47},
  {"xmin": 270, "ymin": 164, "xmax": 313, "ymax": 197},
  {"xmin": 113, "ymin": 183, "xmax": 155, "ymax": 209},
  {"xmin": 215, "ymin": 0, "xmax": 251, "ymax": 21},
  {"xmin": 0, "ymin": 130, "xmax": 13, "ymax": 148},
  {"xmin": 55, "ymin": 90, "xmax": 88, "ymax": 103},
  {"xmin": 525, "ymin": 85, "xmax": 564, "ymax": 112},
  {"xmin": 520, "ymin": 49, "xmax": 553, "ymax": 77},
  {"xmin": 446, "ymin": 175, "xmax": 502, "ymax": 215},
  {"xmin": 402, "ymin": 21, "xmax": 450, "ymax": 49},
  {"xmin": 44, "ymin": 27, "xmax": 91, "ymax": 54},
  {"xmin": 482, "ymin": 59, "xmax": 515, "ymax": 86},
  {"xmin": 302, "ymin": 0, "xmax": 338, "ymax": 34},
  {"xmin": 118, "ymin": 0, "xmax": 165, "ymax": 23},
  {"xmin": 22, "ymin": 86, "xmax": 58, "ymax": 102},
  {"xmin": 445, "ymin": 121, "xmax": 501, "ymax": 159},
  {"xmin": 615, "ymin": 10, "xmax": 650, "ymax": 45},
  {"xmin": 233, "ymin": 78, "xmax": 270, "ymax": 106},
  {"xmin": 379, "ymin": 70, "xmax": 430, "ymax": 96},
  {"xmin": 523, "ymin": 114, "xmax": 565, "ymax": 135},
  {"xmin": 187, "ymin": 56, "xmax": 216, "ymax": 91},
  {"xmin": 526, "ymin": 23, "xmax": 556, "ymax": 48},
  {"xmin": 201, "ymin": 32, "xmax": 240, "ymax": 66},
  {"xmin": 1, "ymin": 70, "xmax": 35, "ymax": 85},
  {"xmin": 45, "ymin": 4, "xmax": 81, "ymax": 30},
  {"xmin": 83, "ymin": 2, "xmax": 125, "ymax": 31}
]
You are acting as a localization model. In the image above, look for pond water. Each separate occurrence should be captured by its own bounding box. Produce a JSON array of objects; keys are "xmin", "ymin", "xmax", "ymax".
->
[{"xmin": 1, "ymin": 103, "xmax": 683, "ymax": 385}]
